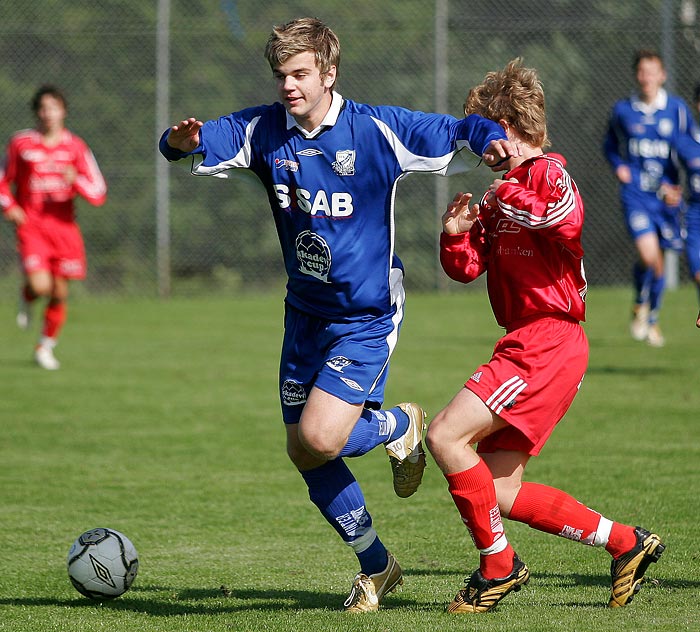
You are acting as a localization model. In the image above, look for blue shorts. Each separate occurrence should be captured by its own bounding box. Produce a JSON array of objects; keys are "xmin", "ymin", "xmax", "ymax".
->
[
  {"xmin": 279, "ymin": 301, "xmax": 404, "ymax": 424},
  {"xmin": 684, "ymin": 204, "xmax": 700, "ymax": 277},
  {"xmin": 622, "ymin": 188, "xmax": 682, "ymax": 250}
]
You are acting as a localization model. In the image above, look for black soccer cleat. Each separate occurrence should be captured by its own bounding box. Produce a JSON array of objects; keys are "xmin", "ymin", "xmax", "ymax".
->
[
  {"xmin": 609, "ymin": 526, "xmax": 665, "ymax": 607},
  {"xmin": 447, "ymin": 554, "xmax": 530, "ymax": 613}
]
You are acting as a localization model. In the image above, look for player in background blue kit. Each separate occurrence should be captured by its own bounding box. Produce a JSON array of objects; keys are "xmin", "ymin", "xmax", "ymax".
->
[
  {"xmin": 672, "ymin": 84, "xmax": 700, "ymax": 328},
  {"xmin": 159, "ymin": 17, "xmax": 514, "ymax": 611},
  {"xmin": 603, "ymin": 49, "xmax": 695, "ymax": 346}
]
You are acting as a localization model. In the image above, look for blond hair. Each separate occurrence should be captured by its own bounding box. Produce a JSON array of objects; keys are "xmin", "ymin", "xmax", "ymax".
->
[
  {"xmin": 264, "ymin": 17, "xmax": 340, "ymax": 88},
  {"xmin": 464, "ymin": 58, "xmax": 549, "ymax": 149}
]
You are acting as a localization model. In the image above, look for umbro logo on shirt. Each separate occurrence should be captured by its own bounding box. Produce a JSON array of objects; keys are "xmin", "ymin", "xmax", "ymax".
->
[
  {"xmin": 340, "ymin": 377, "xmax": 364, "ymax": 391},
  {"xmin": 297, "ymin": 148, "xmax": 323, "ymax": 156}
]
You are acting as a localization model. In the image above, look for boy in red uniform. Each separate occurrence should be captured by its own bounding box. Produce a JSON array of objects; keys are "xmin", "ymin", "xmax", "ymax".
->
[
  {"xmin": 0, "ymin": 85, "xmax": 107, "ymax": 369},
  {"xmin": 425, "ymin": 59, "xmax": 664, "ymax": 613}
]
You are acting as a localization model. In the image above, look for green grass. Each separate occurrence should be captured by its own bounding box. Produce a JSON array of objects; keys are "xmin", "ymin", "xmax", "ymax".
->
[{"xmin": 0, "ymin": 286, "xmax": 698, "ymax": 632}]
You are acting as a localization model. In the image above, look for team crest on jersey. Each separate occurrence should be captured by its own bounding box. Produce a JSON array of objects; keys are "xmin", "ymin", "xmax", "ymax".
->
[
  {"xmin": 281, "ymin": 380, "xmax": 306, "ymax": 406},
  {"xmin": 340, "ymin": 377, "xmax": 364, "ymax": 391},
  {"xmin": 274, "ymin": 158, "xmax": 299, "ymax": 172},
  {"xmin": 326, "ymin": 356, "xmax": 353, "ymax": 373},
  {"xmin": 658, "ymin": 118, "xmax": 673, "ymax": 137},
  {"xmin": 296, "ymin": 230, "xmax": 332, "ymax": 282},
  {"xmin": 297, "ymin": 148, "xmax": 323, "ymax": 157},
  {"xmin": 332, "ymin": 150, "xmax": 356, "ymax": 176}
]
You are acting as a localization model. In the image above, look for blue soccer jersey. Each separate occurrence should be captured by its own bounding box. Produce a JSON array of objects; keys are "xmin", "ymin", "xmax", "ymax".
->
[
  {"xmin": 603, "ymin": 88, "xmax": 695, "ymax": 195},
  {"xmin": 160, "ymin": 92, "xmax": 505, "ymax": 321},
  {"xmin": 673, "ymin": 132, "xmax": 700, "ymax": 277}
]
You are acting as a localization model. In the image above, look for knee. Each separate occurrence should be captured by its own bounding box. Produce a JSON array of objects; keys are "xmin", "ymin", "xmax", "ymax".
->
[
  {"xmin": 286, "ymin": 431, "xmax": 328, "ymax": 470},
  {"xmin": 289, "ymin": 418, "xmax": 346, "ymax": 462},
  {"xmin": 298, "ymin": 426, "xmax": 343, "ymax": 461},
  {"xmin": 28, "ymin": 277, "xmax": 52, "ymax": 297},
  {"xmin": 425, "ymin": 412, "xmax": 447, "ymax": 455},
  {"xmin": 425, "ymin": 410, "xmax": 465, "ymax": 463}
]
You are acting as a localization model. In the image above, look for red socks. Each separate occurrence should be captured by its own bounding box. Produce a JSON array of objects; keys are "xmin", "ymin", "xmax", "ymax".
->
[
  {"xmin": 509, "ymin": 482, "xmax": 636, "ymax": 557},
  {"xmin": 446, "ymin": 459, "xmax": 515, "ymax": 579},
  {"xmin": 447, "ymin": 467, "xmax": 638, "ymax": 576},
  {"xmin": 42, "ymin": 300, "xmax": 66, "ymax": 339}
]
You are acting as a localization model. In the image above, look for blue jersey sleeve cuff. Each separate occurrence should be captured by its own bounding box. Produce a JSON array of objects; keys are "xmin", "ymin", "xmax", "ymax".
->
[{"xmin": 159, "ymin": 129, "xmax": 191, "ymax": 162}]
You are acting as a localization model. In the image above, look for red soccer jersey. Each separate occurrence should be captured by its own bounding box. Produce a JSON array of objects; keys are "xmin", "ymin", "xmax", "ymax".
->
[
  {"xmin": 440, "ymin": 153, "xmax": 587, "ymax": 329},
  {"xmin": 0, "ymin": 128, "xmax": 106, "ymax": 223}
]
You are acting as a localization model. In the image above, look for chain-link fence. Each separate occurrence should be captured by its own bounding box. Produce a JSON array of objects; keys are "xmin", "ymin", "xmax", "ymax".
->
[{"xmin": 2, "ymin": 0, "xmax": 700, "ymax": 297}]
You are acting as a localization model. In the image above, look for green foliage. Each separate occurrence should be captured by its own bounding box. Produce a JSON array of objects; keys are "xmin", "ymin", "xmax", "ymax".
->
[{"xmin": 0, "ymin": 286, "xmax": 698, "ymax": 631}]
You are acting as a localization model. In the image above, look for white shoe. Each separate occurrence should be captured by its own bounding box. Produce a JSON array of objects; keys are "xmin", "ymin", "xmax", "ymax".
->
[
  {"xmin": 630, "ymin": 304, "xmax": 649, "ymax": 342},
  {"xmin": 385, "ymin": 403, "xmax": 427, "ymax": 498},
  {"xmin": 34, "ymin": 345, "xmax": 60, "ymax": 370},
  {"xmin": 646, "ymin": 324, "xmax": 665, "ymax": 348},
  {"xmin": 16, "ymin": 297, "xmax": 31, "ymax": 330}
]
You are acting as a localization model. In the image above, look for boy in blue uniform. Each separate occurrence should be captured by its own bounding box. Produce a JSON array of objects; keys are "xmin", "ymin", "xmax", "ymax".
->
[
  {"xmin": 603, "ymin": 49, "xmax": 695, "ymax": 346},
  {"xmin": 160, "ymin": 17, "xmax": 513, "ymax": 611},
  {"xmin": 671, "ymin": 120, "xmax": 700, "ymax": 328}
]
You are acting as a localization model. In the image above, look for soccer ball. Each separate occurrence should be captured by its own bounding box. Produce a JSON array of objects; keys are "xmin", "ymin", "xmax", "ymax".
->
[{"xmin": 67, "ymin": 528, "xmax": 139, "ymax": 599}]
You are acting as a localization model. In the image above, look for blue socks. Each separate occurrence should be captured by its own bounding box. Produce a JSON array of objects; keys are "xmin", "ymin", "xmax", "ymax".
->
[
  {"xmin": 633, "ymin": 261, "xmax": 652, "ymax": 306},
  {"xmin": 648, "ymin": 273, "xmax": 665, "ymax": 324},
  {"xmin": 301, "ymin": 458, "xmax": 388, "ymax": 575},
  {"xmin": 298, "ymin": 406, "xmax": 411, "ymax": 575},
  {"xmin": 338, "ymin": 406, "xmax": 409, "ymax": 458}
]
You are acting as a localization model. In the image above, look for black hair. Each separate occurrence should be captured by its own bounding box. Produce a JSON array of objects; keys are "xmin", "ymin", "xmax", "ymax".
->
[{"xmin": 31, "ymin": 85, "xmax": 67, "ymax": 113}]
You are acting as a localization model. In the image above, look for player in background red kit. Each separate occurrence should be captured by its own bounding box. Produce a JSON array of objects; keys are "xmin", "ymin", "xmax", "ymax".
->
[
  {"xmin": 0, "ymin": 85, "xmax": 107, "ymax": 369},
  {"xmin": 425, "ymin": 59, "xmax": 665, "ymax": 613}
]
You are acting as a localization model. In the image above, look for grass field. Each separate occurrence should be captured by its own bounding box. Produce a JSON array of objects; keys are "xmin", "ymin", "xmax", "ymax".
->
[{"xmin": 0, "ymin": 286, "xmax": 698, "ymax": 632}]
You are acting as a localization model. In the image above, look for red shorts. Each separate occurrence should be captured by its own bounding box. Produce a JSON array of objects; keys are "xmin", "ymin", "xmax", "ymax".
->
[
  {"xmin": 466, "ymin": 316, "xmax": 589, "ymax": 456},
  {"xmin": 17, "ymin": 216, "xmax": 86, "ymax": 279}
]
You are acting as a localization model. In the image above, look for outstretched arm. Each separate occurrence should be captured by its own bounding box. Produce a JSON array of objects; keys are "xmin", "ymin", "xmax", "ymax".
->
[{"xmin": 166, "ymin": 118, "xmax": 204, "ymax": 153}]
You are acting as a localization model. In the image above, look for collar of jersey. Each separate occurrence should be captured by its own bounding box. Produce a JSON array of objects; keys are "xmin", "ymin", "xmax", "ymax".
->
[
  {"xmin": 631, "ymin": 87, "xmax": 668, "ymax": 115},
  {"xmin": 286, "ymin": 91, "xmax": 344, "ymax": 139}
]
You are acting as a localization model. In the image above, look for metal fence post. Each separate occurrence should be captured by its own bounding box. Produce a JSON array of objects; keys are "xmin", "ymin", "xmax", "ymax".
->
[
  {"xmin": 155, "ymin": 0, "xmax": 171, "ymax": 297},
  {"xmin": 435, "ymin": 0, "xmax": 449, "ymax": 291}
]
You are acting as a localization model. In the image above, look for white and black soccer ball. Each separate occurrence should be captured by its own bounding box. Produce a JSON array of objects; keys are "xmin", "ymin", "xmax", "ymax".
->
[{"xmin": 67, "ymin": 528, "xmax": 139, "ymax": 599}]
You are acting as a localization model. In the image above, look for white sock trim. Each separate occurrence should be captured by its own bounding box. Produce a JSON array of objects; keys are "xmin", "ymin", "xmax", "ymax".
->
[
  {"xmin": 383, "ymin": 410, "xmax": 398, "ymax": 441},
  {"xmin": 346, "ymin": 527, "xmax": 378, "ymax": 554},
  {"xmin": 39, "ymin": 336, "xmax": 57, "ymax": 349},
  {"xmin": 479, "ymin": 534, "xmax": 509, "ymax": 556},
  {"xmin": 594, "ymin": 516, "xmax": 613, "ymax": 547}
]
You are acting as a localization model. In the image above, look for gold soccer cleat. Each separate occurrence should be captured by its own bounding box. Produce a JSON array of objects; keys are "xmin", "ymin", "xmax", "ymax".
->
[
  {"xmin": 630, "ymin": 303, "xmax": 650, "ymax": 341},
  {"xmin": 385, "ymin": 403, "xmax": 427, "ymax": 498},
  {"xmin": 344, "ymin": 551, "xmax": 403, "ymax": 612}
]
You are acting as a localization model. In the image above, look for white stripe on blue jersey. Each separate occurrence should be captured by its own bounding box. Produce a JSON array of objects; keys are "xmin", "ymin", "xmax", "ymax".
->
[{"xmin": 160, "ymin": 92, "xmax": 506, "ymax": 321}]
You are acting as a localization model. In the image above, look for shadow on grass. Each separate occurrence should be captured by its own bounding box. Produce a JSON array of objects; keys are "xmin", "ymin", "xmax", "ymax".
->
[
  {"xmin": 1, "ymin": 571, "xmax": 695, "ymax": 615},
  {"xmin": 0, "ymin": 585, "xmax": 405, "ymax": 615}
]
